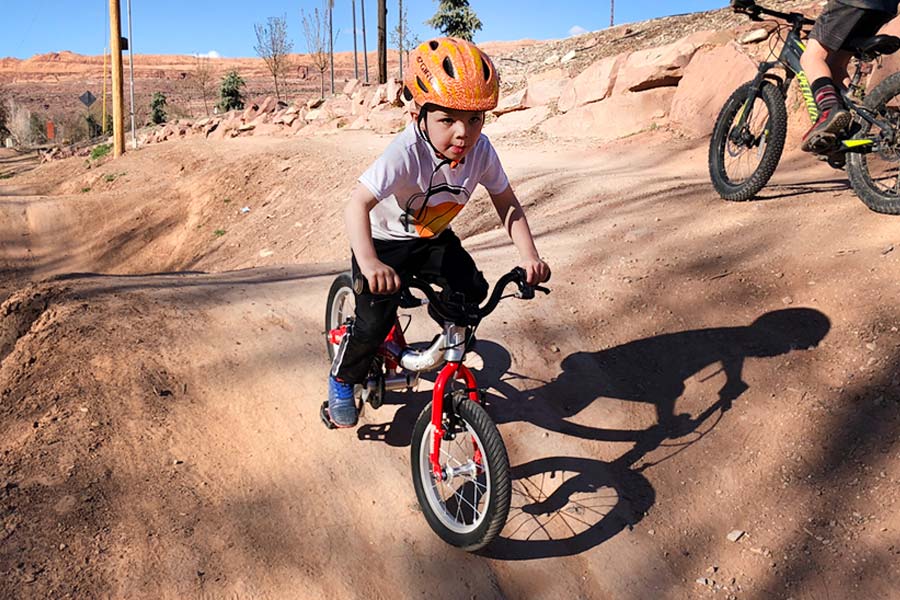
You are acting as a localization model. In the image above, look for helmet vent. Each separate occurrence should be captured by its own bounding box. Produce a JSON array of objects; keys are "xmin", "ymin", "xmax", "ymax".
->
[
  {"xmin": 441, "ymin": 57, "xmax": 456, "ymax": 79},
  {"xmin": 429, "ymin": 40, "xmax": 439, "ymax": 51},
  {"xmin": 416, "ymin": 76, "xmax": 430, "ymax": 94},
  {"xmin": 402, "ymin": 85, "xmax": 413, "ymax": 102},
  {"xmin": 481, "ymin": 56, "xmax": 491, "ymax": 82}
]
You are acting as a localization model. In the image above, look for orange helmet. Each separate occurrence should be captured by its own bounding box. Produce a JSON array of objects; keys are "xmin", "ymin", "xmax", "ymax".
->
[{"xmin": 403, "ymin": 37, "xmax": 499, "ymax": 112}]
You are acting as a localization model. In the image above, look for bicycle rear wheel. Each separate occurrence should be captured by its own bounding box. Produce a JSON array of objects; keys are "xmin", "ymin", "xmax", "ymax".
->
[
  {"xmin": 709, "ymin": 81, "xmax": 787, "ymax": 201},
  {"xmin": 411, "ymin": 392, "xmax": 510, "ymax": 551},
  {"xmin": 847, "ymin": 72, "xmax": 900, "ymax": 214},
  {"xmin": 325, "ymin": 272, "xmax": 355, "ymax": 362}
]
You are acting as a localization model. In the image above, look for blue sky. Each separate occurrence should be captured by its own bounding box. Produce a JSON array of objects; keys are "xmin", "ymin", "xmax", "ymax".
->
[{"xmin": 2, "ymin": 1, "xmax": 729, "ymax": 59}]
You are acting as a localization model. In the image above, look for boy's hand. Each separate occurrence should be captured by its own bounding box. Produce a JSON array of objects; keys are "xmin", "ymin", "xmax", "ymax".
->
[
  {"xmin": 520, "ymin": 258, "xmax": 551, "ymax": 286},
  {"xmin": 360, "ymin": 260, "xmax": 402, "ymax": 295}
]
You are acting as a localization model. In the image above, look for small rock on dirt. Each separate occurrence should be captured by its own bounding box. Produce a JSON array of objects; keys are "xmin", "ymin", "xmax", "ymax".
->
[{"xmin": 727, "ymin": 529, "xmax": 745, "ymax": 542}]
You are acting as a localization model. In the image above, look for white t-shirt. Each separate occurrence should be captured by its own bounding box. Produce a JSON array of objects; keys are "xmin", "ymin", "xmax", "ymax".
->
[{"xmin": 359, "ymin": 121, "xmax": 510, "ymax": 241}]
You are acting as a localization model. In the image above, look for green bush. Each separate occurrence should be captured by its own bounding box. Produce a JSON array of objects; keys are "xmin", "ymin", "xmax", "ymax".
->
[
  {"xmin": 90, "ymin": 143, "xmax": 112, "ymax": 160},
  {"xmin": 150, "ymin": 92, "xmax": 168, "ymax": 125},
  {"xmin": 218, "ymin": 71, "xmax": 246, "ymax": 112}
]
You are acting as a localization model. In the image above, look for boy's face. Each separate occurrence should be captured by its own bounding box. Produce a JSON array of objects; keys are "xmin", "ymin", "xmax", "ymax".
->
[{"xmin": 419, "ymin": 107, "xmax": 485, "ymax": 161}]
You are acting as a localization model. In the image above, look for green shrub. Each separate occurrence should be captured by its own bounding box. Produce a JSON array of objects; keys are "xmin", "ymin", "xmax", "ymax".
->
[
  {"xmin": 90, "ymin": 143, "xmax": 112, "ymax": 160},
  {"xmin": 150, "ymin": 92, "xmax": 168, "ymax": 125},
  {"xmin": 218, "ymin": 71, "xmax": 246, "ymax": 112}
]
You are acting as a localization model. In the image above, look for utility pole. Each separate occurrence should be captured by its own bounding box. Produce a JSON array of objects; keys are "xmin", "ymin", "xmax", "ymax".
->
[
  {"xmin": 329, "ymin": 0, "xmax": 335, "ymax": 94},
  {"xmin": 126, "ymin": 0, "xmax": 137, "ymax": 149},
  {"xmin": 361, "ymin": 0, "xmax": 369, "ymax": 83},
  {"xmin": 398, "ymin": 0, "xmax": 402, "ymax": 79},
  {"xmin": 352, "ymin": 0, "xmax": 359, "ymax": 80},
  {"xmin": 378, "ymin": 0, "xmax": 386, "ymax": 84},
  {"xmin": 109, "ymin": 0, "xmax": 125, "ymax": 156},
  {"xmin": 610, "ymin": 0, "xmax": 615, "ymax": 27}
]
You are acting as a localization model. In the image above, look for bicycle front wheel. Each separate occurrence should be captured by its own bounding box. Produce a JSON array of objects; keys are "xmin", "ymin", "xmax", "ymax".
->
[
  {"xmin": 411, "ymin": 393, "xmax": 510, "ymax": 551},
  {"xmin": 847, "ymin": 72, "xmax": 900, "ymax": 214},
  {"xmin": 708, "ymin": 81, "xmax": 787, "ymax": 201}
]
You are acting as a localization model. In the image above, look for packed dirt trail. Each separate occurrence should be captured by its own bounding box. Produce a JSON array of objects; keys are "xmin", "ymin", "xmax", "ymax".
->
[{"xmin": 1, "ymin": 126, "xmax": 898, "ymax": 599}]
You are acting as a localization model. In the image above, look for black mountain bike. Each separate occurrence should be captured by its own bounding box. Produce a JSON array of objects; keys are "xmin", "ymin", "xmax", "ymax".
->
[{"xmin": 709, "ymin": 0, "xmax": 900, "ymax": 214}]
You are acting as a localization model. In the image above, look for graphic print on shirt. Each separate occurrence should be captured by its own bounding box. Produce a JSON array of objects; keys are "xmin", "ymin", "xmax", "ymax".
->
[{"xmin": 400, "ymin": 182, "xmax": 470, "ymax": 238}]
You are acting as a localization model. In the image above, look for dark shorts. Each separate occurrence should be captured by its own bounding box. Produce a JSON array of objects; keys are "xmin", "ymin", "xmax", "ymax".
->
[{"xmin": 811, "ymin": 1, "xmax": 895, "ymax": 50}]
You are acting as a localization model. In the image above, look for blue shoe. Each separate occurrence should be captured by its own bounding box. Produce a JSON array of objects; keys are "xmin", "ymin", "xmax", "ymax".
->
[{"xmin": 327, "ymin": 376, "xmax": 358, "ymax": 427}]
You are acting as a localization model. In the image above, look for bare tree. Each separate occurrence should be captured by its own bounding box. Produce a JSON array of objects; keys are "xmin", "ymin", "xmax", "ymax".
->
[
  {"xmin": 193, "ymin": 55, "xmax": 215, "ymax": 117},
  {"xmin": 6, "ymin": 99, "xmax": 33, "ymax": 147},
  {"xmin": 328, "ymin": 0, "xmax": 335, "ymax": 94},
  {"xmin": 254, "ymin": 15, "xmax": 294, "ymax": 101},
  {"xmin": 390, "ymin": 0, "xmax": 419, "ymax": 78},
  {"xmin": 0, "ymin": 85, "xmax": 9, "ymax": 139},
  {"xmin": 302, "ymin": 5, "xmax": 330, "ymax": 98}
]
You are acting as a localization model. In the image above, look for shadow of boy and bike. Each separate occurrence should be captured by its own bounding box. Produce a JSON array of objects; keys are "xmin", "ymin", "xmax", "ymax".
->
[{"xmin": 357, "ymin": 307, "xmax": 830, "ymax": 559}]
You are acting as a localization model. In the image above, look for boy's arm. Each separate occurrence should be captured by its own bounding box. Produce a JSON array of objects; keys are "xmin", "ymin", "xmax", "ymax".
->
[
  {"xmin": 345, "ymin": 183, "xmax": 401, "ymax": 294},
  {"xmin": 489, "ymin": 185, "xmax": 550, "ymax": 285}
]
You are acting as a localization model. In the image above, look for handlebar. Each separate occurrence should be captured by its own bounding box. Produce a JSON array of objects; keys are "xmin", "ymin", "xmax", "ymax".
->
[
  {"xmin": 732, "ymin": 0, "xmax": 814, "ymax": 26},
  {"xmin": 354, "ymin": 267, "xmax": 550, "ymax": 325}
]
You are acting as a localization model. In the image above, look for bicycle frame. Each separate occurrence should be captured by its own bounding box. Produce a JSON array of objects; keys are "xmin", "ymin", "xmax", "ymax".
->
[
  {"xmin": 331, "ymin": 315, "xmax": 483, "ymax": 478},
  {"xmin": 732, "ymin": 16, "xmax": 895, "ymax": 153}
]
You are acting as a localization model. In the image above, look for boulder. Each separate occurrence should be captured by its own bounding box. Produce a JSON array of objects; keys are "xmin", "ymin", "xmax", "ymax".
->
[
  {"xmin": 306, "ymin": 97, "xmax": 325, "ymax": 109},
  {"xmin": 558, "ymin": 54, "xmax": 626, "ymax": 113},
  {"xmin": 343, "ymin": 78, "xmax": 361, "ymax": 96},
  {"xmin": 367, "ymin": 105, "xmax": 409, "ymax": 134},
  {"xmin": 484, "ymin": 106, "xmax": 551, "ymax": 138},
  {"xmin": 540, "ymin": 87, "xmax": 674, "ymax": 140},
  {"xmin": 257, "ymin": 96, "xmax": 278, "ymax": 114},
  {"xmin": 386, "ymin": 78, "xmax": 404, "ymax": 106},
  {"xmin": 494, "ymin": 89, "xmax": 527, "ymax": 116},
  {"xmin": 669, "ymin": 42, "xmax": 758, "ymax": 137},
  {"xmin": 613, "ymin": 30, "xmax": 732, "ymax": 94},
  {"xmin": 523, "ymin": 68, "xmax": 569, "ymax": 107},
  {"xmin": 368, "ymin": 85, "xmax": 388, "ymax": 108}
]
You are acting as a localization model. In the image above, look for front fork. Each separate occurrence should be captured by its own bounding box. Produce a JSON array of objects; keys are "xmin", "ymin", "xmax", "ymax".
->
[{"xmin": 430, "ymin": 361, "xmax": 480, "ymax": 479}]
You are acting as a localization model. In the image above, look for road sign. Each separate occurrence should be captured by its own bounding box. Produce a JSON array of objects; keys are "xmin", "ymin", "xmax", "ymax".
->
[{"xmin": 79, "ymin": 91, "xmax": 96, "ymax": 108}]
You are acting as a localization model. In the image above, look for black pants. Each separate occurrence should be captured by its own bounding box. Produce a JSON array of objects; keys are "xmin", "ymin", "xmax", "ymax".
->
[{"xmin": 331, "ymin": 229, "xmax": 488, "ymax": 384}]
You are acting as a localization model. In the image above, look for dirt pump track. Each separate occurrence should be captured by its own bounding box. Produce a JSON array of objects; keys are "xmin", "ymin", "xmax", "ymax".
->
[{"xmin": 0, "ymin": 120, "xmax": 899, "ymax": 599}]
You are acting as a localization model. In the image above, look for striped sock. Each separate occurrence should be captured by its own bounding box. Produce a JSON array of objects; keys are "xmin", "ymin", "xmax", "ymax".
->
[{"xmin": 810, "ymin": 77, "xmax": 842, "ymax": 113}]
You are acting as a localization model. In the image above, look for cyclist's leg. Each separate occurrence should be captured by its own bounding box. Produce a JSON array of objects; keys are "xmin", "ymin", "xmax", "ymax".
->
[{"xmin": 331, "ymin": 240, "xmax": 412, "ymax": 384}]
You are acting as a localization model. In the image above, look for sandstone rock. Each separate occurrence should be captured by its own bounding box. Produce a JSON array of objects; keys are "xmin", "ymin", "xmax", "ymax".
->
[
  {"xmin": 613, "ymin": 30, "xmax": 732, "ymax": 94},
  {"xmin": 257, "ymin": 96, "xmax": 278, "ymax": 114},
  {"xmin": 669, "ymin": 42, "xmax": 758, "ymax": 137},
  {"xmin": 484, "ymin": 106, "xmax": 551, "ymax": 137},
  {"xmin": 540, "ymin": 87, "xmax": 674, "ymax": 141},
  {"xmin": 386, "ymin": 78, "xmax": 404, "ymax": 106},
  {"xmin": 369, "ymin": 85, "xmax": 388, "ymax": 108},
  {"xmin": 558, "ymin": 54, "xmax": 626, "ymax": 113},
  {"xmin": 561, "ymin": 50, "xmax": 577, "ymax": 64},
  {"xmin": 523, "ymin": 68, "xmax": 569, "ymax": 107},
  {"xmin": 306, "ymin": 97, "xmax": 325, "ymax": 110},
  {"xmin": 343, "ymin": 78, "xmax": 361, "ymax": 96},
  {"xmin": 367, "ymin": 107, "xmax": 409, "ymax": 134},
  {"xmin": 494, "ymin": 89, "xmax": 527, "ymax": 116},
  {"xmin": 241, "ymin": 104, "xmax": 259, "ymax": 122},
  {"xmin": 305, "ymin": 109, "xmax": 322, "ymax": 121},
  {"xmin": 740, "ymin": 28, "xmax": 772, "ymax": 44}
]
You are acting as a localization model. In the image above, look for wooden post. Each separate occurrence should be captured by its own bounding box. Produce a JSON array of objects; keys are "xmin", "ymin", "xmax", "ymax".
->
[
  {"xmin": 378, "ymin": 0, "xmax": 386, "ymax": 84},
  {"xmin": 109, "ymin": 0, "xmax": 125, "ymax": 156}
]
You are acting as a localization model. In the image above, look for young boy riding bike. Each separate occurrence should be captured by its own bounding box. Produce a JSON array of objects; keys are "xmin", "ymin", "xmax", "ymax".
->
[
  {"xmin": 326, "ymin": 37, "xmax": 551, "ymax": 428},
  {"xmin": 795, "ymin": 0, "xmax": 900, "ymax": 152}
]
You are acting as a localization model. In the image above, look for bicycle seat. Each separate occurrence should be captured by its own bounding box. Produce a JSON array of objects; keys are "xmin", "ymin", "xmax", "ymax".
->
[{"xmin": 844, "ymin": 34, "xmax": 900, "ymax": 61}]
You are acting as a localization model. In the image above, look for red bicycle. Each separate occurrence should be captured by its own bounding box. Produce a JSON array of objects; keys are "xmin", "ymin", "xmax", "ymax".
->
[{"xmin": 323, "ymin": 267, "xmax": 549, "ymax": 551}]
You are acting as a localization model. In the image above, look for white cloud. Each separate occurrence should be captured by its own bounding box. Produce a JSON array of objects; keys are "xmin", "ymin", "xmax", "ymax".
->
[
  {"xmin": 195, "ymin": 51, "xmax": 222, "ymax": 59},
  {"xmin": 569, "ymin": 25, "xmax": 588, "ymax": 36}
]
